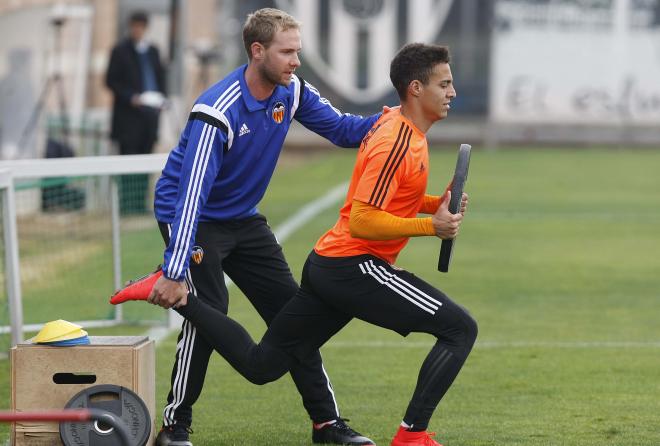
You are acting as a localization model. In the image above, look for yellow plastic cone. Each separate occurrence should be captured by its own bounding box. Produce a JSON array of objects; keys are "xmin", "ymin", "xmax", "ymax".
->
[
  {"xmin": 31, "ymin": 320, "xmax": 84, "ymax": 343},
  {"xmin": 40, "ymin": 329, "xmax": 88, "ymax": 343}
]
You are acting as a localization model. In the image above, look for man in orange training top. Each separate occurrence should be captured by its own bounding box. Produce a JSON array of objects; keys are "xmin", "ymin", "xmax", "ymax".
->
[{"xmin": 114, "ymin": 43, "xmax": 477, "ymax": 446}]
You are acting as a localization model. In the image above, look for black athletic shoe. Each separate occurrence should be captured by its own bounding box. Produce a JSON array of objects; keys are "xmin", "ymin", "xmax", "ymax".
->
[
  {"xmin": 312, "ymin": 419, "xmax": 376, "ymax": 445},
  {"xmin": 155, "ymin": 424, "xmax": 193, "ymax": 446}
]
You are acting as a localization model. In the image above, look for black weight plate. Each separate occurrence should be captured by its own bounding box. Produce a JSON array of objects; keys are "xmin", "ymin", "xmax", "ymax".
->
[
  {"xmin": 438, "ymin": 144, "xmax": 471, "ymax": 272},
  {"xmin": 60, "ymin": 384, "xmax": 150, "ymax": 446}
]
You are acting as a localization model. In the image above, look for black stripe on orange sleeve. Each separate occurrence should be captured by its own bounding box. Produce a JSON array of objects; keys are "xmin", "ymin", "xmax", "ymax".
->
[
  {"xmin": 377, "ymin": 128, "xmax": 413, "ymax": 207},
  {"xmin": 369, "ymin": 123, "xmax": 409, "ymax": 205},
  {"xmin": 368, "ymin": 123, "xmax": 405, "ymax": 205},
  {"xmin": 370, "ymin": 124, "xmax": 411, "ymax": 207}
]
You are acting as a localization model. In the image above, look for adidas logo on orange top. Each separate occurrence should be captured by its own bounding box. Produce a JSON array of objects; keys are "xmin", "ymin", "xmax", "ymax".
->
[{"xmin": 239, "ymin": 123, "xmax": 250, "ymax": 136}]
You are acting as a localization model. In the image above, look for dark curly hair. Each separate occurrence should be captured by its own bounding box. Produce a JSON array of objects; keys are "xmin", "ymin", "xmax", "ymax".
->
[{"xmin": 390, "ymin": 43, "xmax": 450, "ymax": 100}]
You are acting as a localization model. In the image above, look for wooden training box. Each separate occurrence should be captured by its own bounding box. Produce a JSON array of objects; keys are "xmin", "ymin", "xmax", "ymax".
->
[{"xmin": 10, "ymin": 336, "xmax": 155, "ymax": 445}]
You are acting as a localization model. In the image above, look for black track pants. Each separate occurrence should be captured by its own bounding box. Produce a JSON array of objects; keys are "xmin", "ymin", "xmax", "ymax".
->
[
  {"xmin": 159, "ymin": 216, "xmax": 340, "ymax": 427},
  {"xmin": 177, "ymin": 251, "xmax": 478, "ymax": 431}
]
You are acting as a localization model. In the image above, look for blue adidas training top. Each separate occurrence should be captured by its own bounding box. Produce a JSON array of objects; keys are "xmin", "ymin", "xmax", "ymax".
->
[{"xmin": 154, "ymin": 65, "xmax": 380, "ymax": 281}]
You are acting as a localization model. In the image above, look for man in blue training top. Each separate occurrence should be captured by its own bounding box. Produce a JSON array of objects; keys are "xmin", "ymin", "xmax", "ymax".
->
[{"xmin": 147, "ymin": 8, "xmax": 379, "ymax": 446}]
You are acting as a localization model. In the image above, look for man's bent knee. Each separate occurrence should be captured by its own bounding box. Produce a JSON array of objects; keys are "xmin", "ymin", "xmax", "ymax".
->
[{"xmin": 462, "ymin": 311, "xmax": 478, "ymax": 348}]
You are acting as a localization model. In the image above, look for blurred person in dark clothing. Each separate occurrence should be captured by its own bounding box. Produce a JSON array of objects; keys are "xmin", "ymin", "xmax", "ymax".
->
[{"xmin": 106, "ymin": 10, "xmax": 166, "ymax": 213}]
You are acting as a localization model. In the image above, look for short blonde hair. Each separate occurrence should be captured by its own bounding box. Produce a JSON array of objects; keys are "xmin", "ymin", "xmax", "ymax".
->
[{"xmin": 242, "ymin": 8, "xmax": 300, "ymax": 59}]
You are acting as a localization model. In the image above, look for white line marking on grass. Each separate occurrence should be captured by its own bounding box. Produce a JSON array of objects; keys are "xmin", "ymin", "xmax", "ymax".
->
[
  {"xmin": 321, "ymin": 340, "xmax": 660, "ymax": 349},
  {"xmin": 273, "ymin": 182, "xmax": 348, "ymax": 243},
  {"xmin": 146, "ymin": 326, "xmax": 174, "ymax": 344},
  {"xmin": 148, "ymin": 182, "xmax": 349, "ymax": 343}
]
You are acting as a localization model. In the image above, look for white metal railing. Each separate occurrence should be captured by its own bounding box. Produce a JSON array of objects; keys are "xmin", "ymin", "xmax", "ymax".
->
[{"xmin": 0, "ymin": 154, "xmax": 168, "ymax": 346}]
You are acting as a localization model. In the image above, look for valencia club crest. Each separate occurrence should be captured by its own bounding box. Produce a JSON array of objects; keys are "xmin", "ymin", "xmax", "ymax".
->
[
  {"xmin": 191, "ymin": 246, "xmax": 204, "ymax": 265},
  {"xmin": 271, "ymin": 102, "xmax": 286, "ymax": 124}
]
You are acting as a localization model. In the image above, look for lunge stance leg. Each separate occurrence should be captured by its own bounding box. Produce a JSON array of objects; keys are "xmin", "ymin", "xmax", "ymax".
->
[
  {"xmin": 302, "ymin": 253, "xmax": 478, "ymax": 432},
  {"xmin": 175, "ymin": 276, "xmax": 352, "ymax": 386},
  {"xmin": 176, "ymin": 296, "xmax": 291, "ymax": 385}
]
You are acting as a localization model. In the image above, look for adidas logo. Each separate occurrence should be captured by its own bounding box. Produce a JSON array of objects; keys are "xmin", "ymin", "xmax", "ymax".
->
[{"xmin": 239, "ymin": 123, "xmax": 250, "ymax": 136}]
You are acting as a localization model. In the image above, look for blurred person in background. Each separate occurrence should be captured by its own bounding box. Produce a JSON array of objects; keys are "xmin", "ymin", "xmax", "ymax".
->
[
  {"xmin": 106, "ymin": 10, "xmax": 166, "ymax": 214},
  {"xmin": 113, "ymin": 7, "xmax": 381, "ymax": 446}
]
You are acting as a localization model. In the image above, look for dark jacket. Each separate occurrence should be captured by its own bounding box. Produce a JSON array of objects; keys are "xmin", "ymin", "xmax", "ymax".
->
[{"xmin": 105, "ymin": 38, "xmax": 166, "ymax": 150}]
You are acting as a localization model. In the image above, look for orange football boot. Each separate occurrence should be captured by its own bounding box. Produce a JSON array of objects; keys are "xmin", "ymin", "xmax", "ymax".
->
[{"xmin": 110, "ymin": 266, "xmax": 163, "ymax": 304}]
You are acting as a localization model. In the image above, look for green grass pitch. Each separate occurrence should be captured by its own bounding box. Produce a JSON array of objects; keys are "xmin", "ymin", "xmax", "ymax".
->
[{"xmin": 2, "ymin": 147, "xmax": 659, "ymax": 445}]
